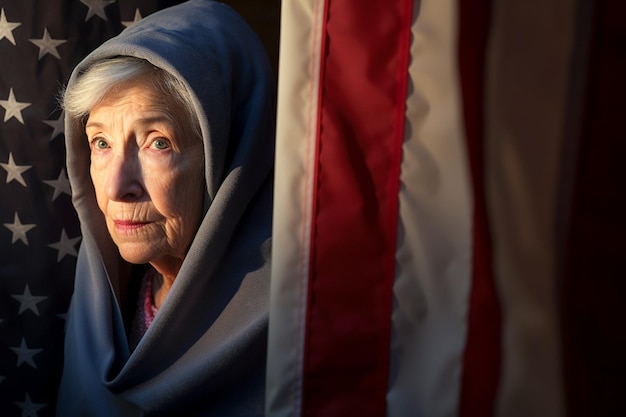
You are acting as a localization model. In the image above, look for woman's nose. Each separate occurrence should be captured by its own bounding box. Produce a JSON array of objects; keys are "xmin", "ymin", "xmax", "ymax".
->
[{"xmin": 105, "ymin": 152, "xmax": 144, "ymax": 202}]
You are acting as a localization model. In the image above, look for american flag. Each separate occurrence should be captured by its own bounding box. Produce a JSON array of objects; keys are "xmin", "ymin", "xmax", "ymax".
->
[
  {"xmin": 0, "ymin": 1, "xmax": 189, "ymax": 415},
  {"xmin": 266, "ymin": 0, "xmax": 626, "ymax": 416}
]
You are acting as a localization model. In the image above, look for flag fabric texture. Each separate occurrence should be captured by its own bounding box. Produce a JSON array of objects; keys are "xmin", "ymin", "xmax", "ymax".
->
[
  {"xmin": 267, "ymin": 0, "xmax": 499, "ymax": 415},
  {"xmin": 0, "ymin": 1, "xmax": 185, "ymax": 415},
  {"xmin": 267, "ymin": 0, "xmax": 624, "ymax": 416},
  {"xmin": 2, "ymin": 0, "xmax": 624, "ymax": 416}
]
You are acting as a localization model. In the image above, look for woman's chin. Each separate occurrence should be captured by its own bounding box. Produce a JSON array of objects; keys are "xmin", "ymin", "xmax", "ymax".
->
[{"xmin": 117, "ymin": 243, "xmax": 158, "ymax": 265}]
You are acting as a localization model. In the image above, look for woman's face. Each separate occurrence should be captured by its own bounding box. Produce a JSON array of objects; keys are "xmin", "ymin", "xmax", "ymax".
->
[{"xmin": 86, "ymin": 82, "xmax": 204, "ymax": 268}]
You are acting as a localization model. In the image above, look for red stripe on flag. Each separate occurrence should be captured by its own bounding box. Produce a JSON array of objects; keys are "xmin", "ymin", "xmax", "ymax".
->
[
  {"xmin": 301, "ymin": 0, "xmax": 413, "ymax": 415},
  {"xmin": 562, "ymin": 0, "xmax": 626, "ymax": 414},
  {"xmin": 457, "ymin": 0, "xmax": 502, "ymax": 416}
]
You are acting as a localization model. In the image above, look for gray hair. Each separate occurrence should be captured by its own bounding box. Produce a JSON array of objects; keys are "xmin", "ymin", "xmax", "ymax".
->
[{"xmin": 63, "ymin": 56, "xmax": 201, "ymax": 140}]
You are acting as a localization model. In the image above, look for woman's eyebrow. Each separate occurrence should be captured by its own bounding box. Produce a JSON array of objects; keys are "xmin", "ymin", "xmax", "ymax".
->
[
  {"xmin": 85, "ymin": 115, "xmax": 172, "ymax": 131},
  {"xmin": 135, "ymin": 115, "xmax": 176, "ymax": 131},
  {"xmin": 85, "ymin": 121, "xmax": 103, "ymax": 130},
  {"xmin": 137, "ymin": 115, "xmax": 172, "ymax": 124}
]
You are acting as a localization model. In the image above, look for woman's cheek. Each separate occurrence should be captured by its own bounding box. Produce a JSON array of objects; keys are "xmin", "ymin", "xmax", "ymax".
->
[{"xmin": 90, "ymin": 163, "xmax": 106, "ymax": 205}]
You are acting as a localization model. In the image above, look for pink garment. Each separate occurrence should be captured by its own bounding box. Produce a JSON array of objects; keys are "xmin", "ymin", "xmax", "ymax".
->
[{"xmin": 129, "ymin": 267, "xmax": 159, "ymax": 351}]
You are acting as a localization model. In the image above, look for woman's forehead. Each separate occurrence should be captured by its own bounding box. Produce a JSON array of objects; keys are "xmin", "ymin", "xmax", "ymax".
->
[
  {"xmin": 96, "ymin": 82, "xmax": 165, "ymax": 109},
  {"xmin": 88, "ymin": 82, "xmax": 180, "ymax": 128}
]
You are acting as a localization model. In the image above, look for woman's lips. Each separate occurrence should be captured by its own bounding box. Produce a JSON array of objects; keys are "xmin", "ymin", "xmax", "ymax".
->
[{"xmin": 113, "ymin": 220, "xmax": 150, "ymax": 232}]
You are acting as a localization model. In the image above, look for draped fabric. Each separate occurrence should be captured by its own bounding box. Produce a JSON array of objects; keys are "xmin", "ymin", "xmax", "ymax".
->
[
  {"xmin": 266, "ymin": 0, "xmax": 624, "ymax": 415},
  {"xmin": 560, "ymin": 1, "xmax": 626, "ymax": 415},
  {"xmin": 57, "ymin": 1, "xmax": 276, "ymax": 415},
  {"xmin": 267, "ymin": 0, "xmax": 487, "ymax": 414}
]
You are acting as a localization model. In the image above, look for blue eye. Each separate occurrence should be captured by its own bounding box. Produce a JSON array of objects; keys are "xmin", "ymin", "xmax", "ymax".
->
[
  {"xmin": 152, "ymin": 138, "xmax": 170, "ymax": 150},
  {"xmin": 93, "ymin": 138, "xmax": 109, "ymax": 150}
]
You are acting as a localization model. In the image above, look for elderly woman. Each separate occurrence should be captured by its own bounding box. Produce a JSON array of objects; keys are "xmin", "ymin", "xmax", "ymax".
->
[{"xmin": 56, "ymin": 1, "xmax": 275, "ymax": 415}]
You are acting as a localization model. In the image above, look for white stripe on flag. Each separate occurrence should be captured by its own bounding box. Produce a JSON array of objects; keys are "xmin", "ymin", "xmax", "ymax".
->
[
  {"xmin": 484, "ymin": 1, "xmax": 572, "ymax": 415},
  {"xmin": 388, "ymin": 0, "xmax": 474, "ymax": 415},
  {"xmin": 266, "ymin": 0, "xmax": 325, "ymax": 415}
]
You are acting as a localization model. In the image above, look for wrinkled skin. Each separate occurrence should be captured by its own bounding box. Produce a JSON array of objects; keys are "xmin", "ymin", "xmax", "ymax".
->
[{"xmin": 86, "ymin": 82, "xmax": 204, "ymax": 304}]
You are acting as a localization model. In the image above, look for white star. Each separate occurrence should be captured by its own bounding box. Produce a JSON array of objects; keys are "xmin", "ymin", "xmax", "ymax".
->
[
  {"xmin": 0, "ymin": 8, "xmax": 21, "ymax": 45},
  {"xmin": 1, "ymin": 153, "xmax": 31, "ymax": 186},
  {"xmin": 10, "ymin": 338, "xmax": 43, "ymax": 369},
  {"xmin": 0, "ymin": 88, "xmax": 31, "ymax": 124},
  {"xmin": 42, "ymin": 110, "xmax": 65, "ymax": 141},
  {"xmin": 43, "ymin": 169, "xmax": 71, "ymax": 201},
  {"xmin": 29, "ymin": 28, "xmax": 67, "ymax": 60},
  {"xmin": 11, "ymin": 285, "xmax": 47, "ymax": 315},
  {"xmin": 3, "ymin": 213, "xmax": 36, "ymax": 245},
  {"xmin": 14, "ymin": 393, "xmax": 46, "ymax": 417},
  {"xmin": 122, "ymin": 8, "xmax": 143, "ymax": 28},
  {"xmin": 48, "ymin": 229, "xmax": 81, "ymax": 262},
  {"xmin": 80, "ymin": 0, "xmax": 116, "ymax": 22}
]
